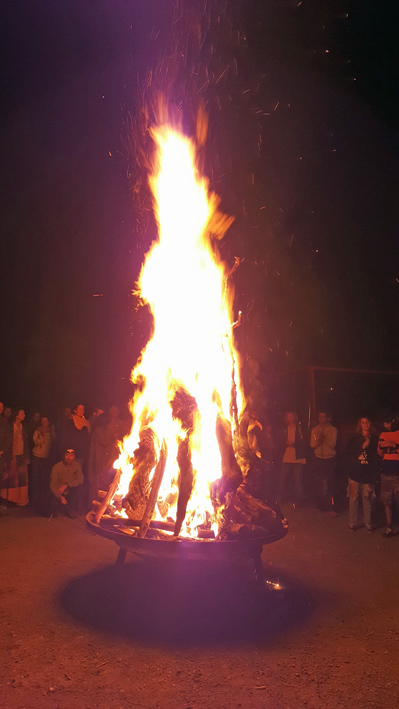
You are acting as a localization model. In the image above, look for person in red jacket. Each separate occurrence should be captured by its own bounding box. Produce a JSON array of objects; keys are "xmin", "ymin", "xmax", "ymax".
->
[{"xmin": 378, "ymin": 421, "xmax": 399, "ymax": 538}]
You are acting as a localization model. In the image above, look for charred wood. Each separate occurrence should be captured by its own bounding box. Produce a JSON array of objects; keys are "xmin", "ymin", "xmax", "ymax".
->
[
  {"xmin": 122, "ymin": 427, "xmax": 157, "ymax": 519},
  {"xmin": 139, "ymin": 440, "xmax": 167, "ymax": 538},
  {"xmin": 218, "ymin": 483, "xmax": 286, "ymax": 540},
  {"xmin": 243, "ymin": 452, "xmax": 272, "ymax": 502},
  {"xmin": 94, "ymin": 469, "xmax": 122, "ymax": 524},
  {"xmin": 170, "ymin": 387, "xmax": 197, "ymax": 431},
  {"xmin": 170, "ymin": 386, "xmax": 198, "ymax": 535},
  {"xmin": 216, "ymin": 414, "xmax": 242, "ymax": 489},
  {"xmin": 174, "ymin": 437, "xmax": 194, "ymax": 536}
]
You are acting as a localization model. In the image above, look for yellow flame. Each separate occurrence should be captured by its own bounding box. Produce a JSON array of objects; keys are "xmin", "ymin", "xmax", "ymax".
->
[{"xmin": 114, "ymin": 124, "xmax": 243, "ymax": 537}]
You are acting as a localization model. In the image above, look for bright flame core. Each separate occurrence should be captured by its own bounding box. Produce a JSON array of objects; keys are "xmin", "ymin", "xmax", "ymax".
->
[{"xmin": 114, "ymin": 126, "xmax": 243, "ymax": 537}]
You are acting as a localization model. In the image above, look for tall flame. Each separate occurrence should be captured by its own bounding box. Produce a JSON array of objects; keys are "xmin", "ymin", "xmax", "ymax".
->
[{"xmin": 114, "ymin": 124, "xmax": 243, "ymax": 537}]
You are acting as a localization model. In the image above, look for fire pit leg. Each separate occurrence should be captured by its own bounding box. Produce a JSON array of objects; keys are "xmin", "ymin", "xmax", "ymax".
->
[
  {"xmin": 252, "ymin": 548, "xmax": 266, "ymax": 587},
  {"xmin": 115, "ymin": 547, "xmax": 127, "ymax": 565}
]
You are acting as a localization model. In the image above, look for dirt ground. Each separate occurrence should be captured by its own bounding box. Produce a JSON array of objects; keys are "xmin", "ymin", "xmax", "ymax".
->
[{"xmin": 1, "ymin": 503, "xmax": 399, "ymax": 709}]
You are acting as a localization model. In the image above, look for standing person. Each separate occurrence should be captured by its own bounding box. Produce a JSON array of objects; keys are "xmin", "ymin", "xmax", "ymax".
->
[
  {"xmin": 89, "ymin": 407, "xmax": 105, "ymax": 433},
  {"xmin": 345, "ymin": 417, "xmax": 379, "ymax": 532},
  {"xmin": 0, "ymin": 401, "xmax": 11, "ymax": 459},
  {"xmin": 277, "ymin": 411, "xmax": 307, "ymax": 506},
  {"xmin": 378, "ymin": 420, "xmax": 399, "ymax": 538},
  {"xmin": 0, "ymin": 409, "xmax": 30, "ymax": 506},
  {"xmin": 64, "ymin": 405, "xmax": 90, "ymax": 509},
  {"xmin": 310, "ymin": 411, "xmax": 338, "ymax": 512},
  {"xmin": 49, "ymin": 449, "xmax": 84, "ymax": 518},
  {"xmin": 381, "ymin": 415, "xmax": 395, "ymax": 435},
  {"xmin": 30, "ymin": 416, "xmax": 55, "ymax": 513},
  {"xmin": 27, "ymin": 412, "xmax": 41, "ymax": 450},
  {"xmin": 0, "ymin": 402, "xmax": 11, "ymax": 510},
  {"xmin": 55, "ymin": 407, "xmax": 72, "ymax": 458},
  {"xmin": 3, "ymin": 407, "xmax": 12, "ymax": 425},
  {"xmin": 65, "ymin": 405, "xmax": 91, "ymax": 468}
]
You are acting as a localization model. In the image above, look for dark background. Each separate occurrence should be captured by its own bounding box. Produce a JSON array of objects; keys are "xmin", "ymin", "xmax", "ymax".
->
[{"xmin": 0, "ymin": 0, "xmax": 397, "ymax": 418}]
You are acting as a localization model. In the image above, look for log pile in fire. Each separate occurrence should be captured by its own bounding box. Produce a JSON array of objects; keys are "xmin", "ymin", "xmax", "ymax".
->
[{"xmin": 92, "ymin": 389, "xmax": 286, "ymax": 543}]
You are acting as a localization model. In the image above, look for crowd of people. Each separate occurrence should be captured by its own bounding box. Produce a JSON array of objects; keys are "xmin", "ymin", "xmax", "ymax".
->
[
  {"xmin": 0, "ymin": 403, "xmax": 128, "ymax": 518},
  {"xmin": 0, "ymin": 399, "xmax": 398, "ymax": 538},
  {"xmin": 246, "ymin": 409, "xmax": 399, "ymax": 539}
]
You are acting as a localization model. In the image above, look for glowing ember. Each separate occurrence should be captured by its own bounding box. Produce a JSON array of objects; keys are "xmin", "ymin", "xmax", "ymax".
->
[{"xmin": 110, "ymin": 122, "xmax": 245, "ymax": 538}]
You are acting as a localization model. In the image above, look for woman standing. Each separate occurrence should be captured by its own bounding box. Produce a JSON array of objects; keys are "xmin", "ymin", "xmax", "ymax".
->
[
  {"xmin": 345, "ymin": 417, "xmax": 379, "ymax": 532},
  {"xmin": 0, "ymin": 409, "xmax": 30, "ymax": 506},
  {"xmin": 65, "ymin": 405, "xmax": 91, "ymax": 467}
]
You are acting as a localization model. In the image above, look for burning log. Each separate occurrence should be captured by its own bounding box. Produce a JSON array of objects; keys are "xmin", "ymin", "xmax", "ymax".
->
[
  {"xmin": 139, "ymin": 440, "xmax": 167, "ymax": 538},
  {"xmin": 170, "ymin": 387, "xmax": 197, "ymax": 536},
  {"xmin": 170, "ymin": 387, "xmax": 197, "ymax": 431},
  {"xmin": 174, "ymin": 437, "xmax": 194, "ymax": 536},
  {"xmin": 94, "ymin": 469, "xmax": 122, "ymax": 524},
  {"xmin": 122, "ymin": 427, "xmax": 158, "ymax": 519},
  {"xmin": 218, "ymin": 483, "xmax": 286, "ymax": 541},
  {"xmin": 242, "ymin": 452, "xmax": 272, "ymax": 503}
]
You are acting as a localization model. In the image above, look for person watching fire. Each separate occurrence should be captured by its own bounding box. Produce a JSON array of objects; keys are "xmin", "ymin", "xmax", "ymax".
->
[
  {"xmin": 344, "ymin": 417, "xmax": 379, "ymax": 532},
  {"xmin": 277, "ymin": 411, "xmax": 307, "ymax": 507},
  {"xmin": 49, "ymin": 448, "xmax": 83, "ymax": 518},
  {"xmin": 378, "ymin": 416, "xmax": 399, "ymax": 538},
  {"xmin": 310, "ymin": 410, "xmax": 338, "ymax": 512}
]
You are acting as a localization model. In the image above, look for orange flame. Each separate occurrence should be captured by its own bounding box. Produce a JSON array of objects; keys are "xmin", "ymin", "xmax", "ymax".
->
[{"xmin": 114, "ymin": 123, "xmax": 244, "ymax": 537}]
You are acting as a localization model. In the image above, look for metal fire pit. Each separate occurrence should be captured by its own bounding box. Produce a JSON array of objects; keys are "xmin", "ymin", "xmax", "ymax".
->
[{"xmin": 86, "ymin": 511, "xmax": 288, "ymax": 586}]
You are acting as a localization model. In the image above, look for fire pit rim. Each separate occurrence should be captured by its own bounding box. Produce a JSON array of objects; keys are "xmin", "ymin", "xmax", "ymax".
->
[{"xmin": 86, "ymin": 511, "xmax": 288, "ymax": 555}]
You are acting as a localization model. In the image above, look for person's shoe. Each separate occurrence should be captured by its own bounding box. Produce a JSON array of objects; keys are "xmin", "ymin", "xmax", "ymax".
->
[
  {"xmin": 382, "ymin": 527, "xmax": 394, "ymax": 538},
  {"xmin": 366, "ymin": 524, "xmax": 374, "ymax": 533},
  {"xmin": 349, "ymin": 524, "xmax": 357, "ymax": 532}
]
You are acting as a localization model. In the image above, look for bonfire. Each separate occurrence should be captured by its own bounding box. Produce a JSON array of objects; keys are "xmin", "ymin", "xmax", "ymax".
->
[{"xmin": 92, "ymin": 118, "xmax": 286, "ymax": 546}]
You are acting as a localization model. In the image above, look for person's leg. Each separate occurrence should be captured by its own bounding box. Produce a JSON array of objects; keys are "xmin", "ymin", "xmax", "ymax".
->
[
  {"xmin": 65, "ymin": 485, "xmax": 82, "ymax": 515},
  {"xmin": 385, "ymin": 504, "xmax": 393, "ymax": 525},
  {"xmin": 293, "ymin": 463, "xmax": 305, "ymax": 504},
  {"xmin": 48, "ymin": 492, "xmax": 61, "ymax": 517},
  {"xmin": 316, "ymin": 459, "xmax": 331, "ymax": 510},
  {"xmin": 348, "ymin": 479, "xmax": 360, "ymax": 528},
  {"xmin": 362, "ymin": 483, "xmax": 374, "ymax": 528},
  {"xmin": 279, "ymin": 463, "xmax": 291, "ymax": 502},
  {"xmin": 313, "ymin": 459, "xmax": 324, "ymax": 509},
  {"xmin": 29, "ymin": 456, "xmax": 40, "ymax": 509},
  {"xmin": 380, "ymin": 475, "xmax": 394, "ymax": 535},
  {"xmin": 324, "ymin": 458, "xmax": 336, "ymax": 511}
]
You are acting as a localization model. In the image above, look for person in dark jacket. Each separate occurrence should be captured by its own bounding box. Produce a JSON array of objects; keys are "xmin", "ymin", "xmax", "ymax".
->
[
  {"xmin": 277, "ymin": 411, "xmax": 307, "ymax": 506},
  {"xmin": 345, "ymin": 417, "xmax": 379, "ymax": 532},
  {"xmin": 0, "ymin": 409, "xmax": 30, "ymax": 506}
]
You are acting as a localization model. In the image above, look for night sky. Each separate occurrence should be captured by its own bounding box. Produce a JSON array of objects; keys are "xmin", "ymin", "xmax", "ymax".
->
[{"xmin": 0, "ymin": 1, "xmax": 397, "ymax": 418}]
